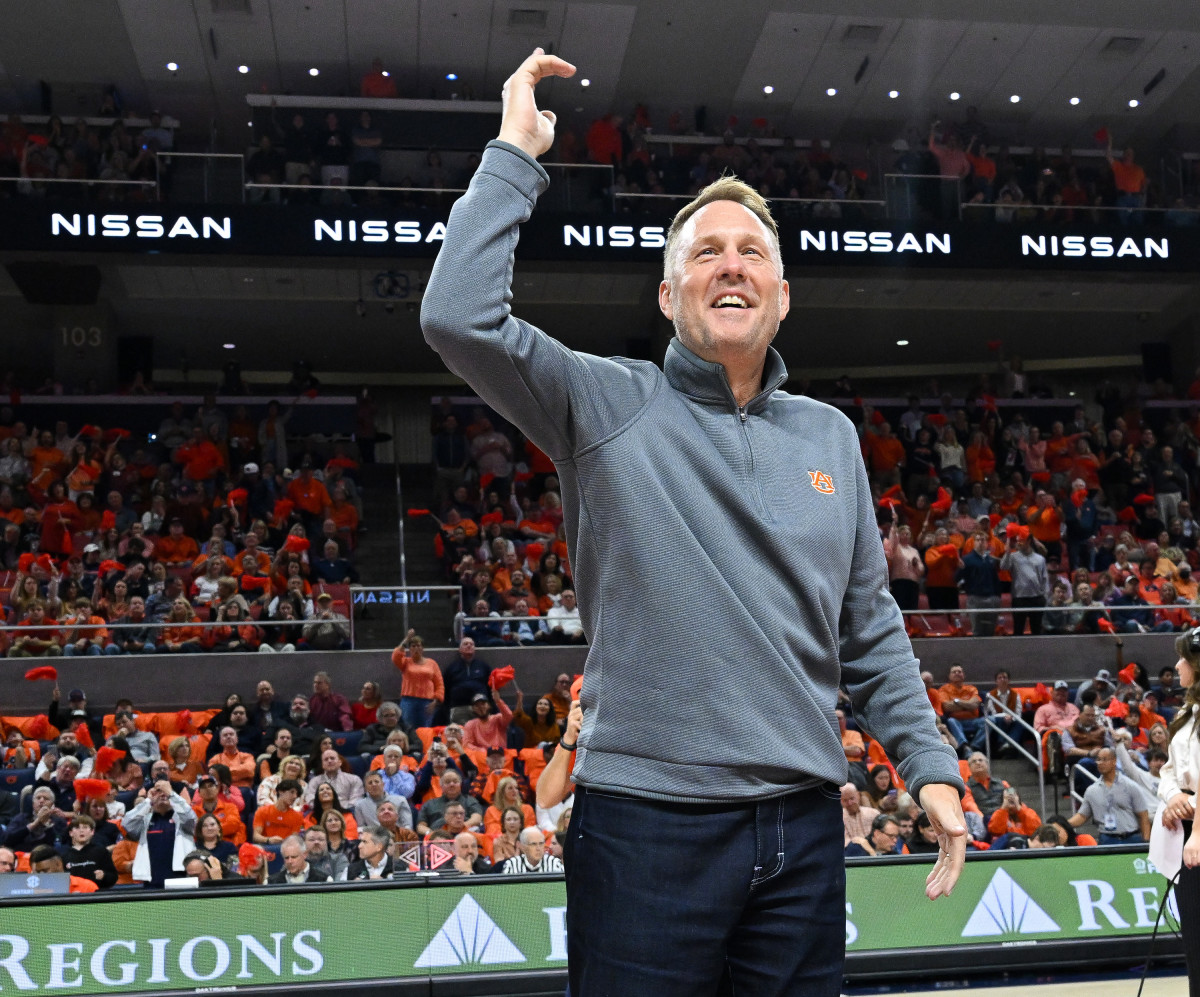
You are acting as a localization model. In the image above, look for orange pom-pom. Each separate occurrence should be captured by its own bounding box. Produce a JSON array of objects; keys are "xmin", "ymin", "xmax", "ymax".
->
[
  {"xmin": 73, "ymin": 778, "xmax": 111, "ymax": 802},
  {"xmin": 93, "ymin": 746, "xmax": 126, "ymax": 776}
]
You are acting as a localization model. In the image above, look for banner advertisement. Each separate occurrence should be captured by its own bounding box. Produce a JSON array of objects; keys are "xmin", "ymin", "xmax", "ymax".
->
[
  {"xmin": 0, "ymin": 199, "xmax": 1195, "ymax": 272},
  {"xmin": 0, "ymin": 852, "xmax": 1177, "ymax": 994}
]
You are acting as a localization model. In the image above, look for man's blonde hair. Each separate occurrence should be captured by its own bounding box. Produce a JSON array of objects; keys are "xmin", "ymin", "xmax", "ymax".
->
[{"xmin": 663, "ymin": 175, "xmax": 782, "ymax": 281}]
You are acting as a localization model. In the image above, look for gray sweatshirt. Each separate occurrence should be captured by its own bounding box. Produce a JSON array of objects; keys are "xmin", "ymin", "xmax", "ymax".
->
[{"xmin": 422, "ymin": 141, "xmax": 962, "ymax": 804}]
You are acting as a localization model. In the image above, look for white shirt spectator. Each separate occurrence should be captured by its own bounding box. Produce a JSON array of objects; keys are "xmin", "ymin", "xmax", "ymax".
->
[
  {"xmin": 536, "ymin": 792, "xmax": 573, "ymax": 833},
  {"xmin": 546, "ymin": 604, "xmax": 583, "ymax": 637},
  {"xmin": 305, "ymin": 770, "xmax": 365, "ymax": 806}
]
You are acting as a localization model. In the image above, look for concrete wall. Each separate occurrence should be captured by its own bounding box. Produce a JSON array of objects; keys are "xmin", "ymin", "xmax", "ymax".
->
[
  {"xmin": 0, "ymin": 632, "xmax": 1177, "ymax": 717},
  {"xmin": 2, "ymin": 646, "xmax": 589, "ymax": 715},
  {"xmin": 912, "ymin": 632, "xmax": 1178, "ymax": 686}
]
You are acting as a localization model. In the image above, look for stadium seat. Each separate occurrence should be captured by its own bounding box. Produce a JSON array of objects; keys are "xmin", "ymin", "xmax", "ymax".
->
[
  {"xmin": 331, "ymin": 730, "xmax": 364, "ymax": 755},
  {"xmin": 0, "ymin": 768, "xmax": 35, "ymax": 793}
]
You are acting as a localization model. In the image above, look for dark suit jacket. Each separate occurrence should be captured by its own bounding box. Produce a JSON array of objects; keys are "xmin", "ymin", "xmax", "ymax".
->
[
  {"xmin": 347, "ymin": 855, "xmax": 396, "ymax": 880},
  {"xmin": 267, "ymin": 865, "xmax": 330, "ymax": 884}
]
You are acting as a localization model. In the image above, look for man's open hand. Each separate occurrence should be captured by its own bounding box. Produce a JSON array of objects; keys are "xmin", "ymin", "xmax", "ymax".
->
[
  {"xmin": 498, "ymin": 48, "xmax": 576, "ymax": 160},
  {"xmin": 919, "ymin": 783, "xmax": 967, "ymax": 899}
]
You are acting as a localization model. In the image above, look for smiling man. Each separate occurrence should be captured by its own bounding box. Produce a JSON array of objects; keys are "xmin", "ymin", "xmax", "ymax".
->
[{"xmin": 422, "ymin": 48, "xmax": 966, "ymax": 997}]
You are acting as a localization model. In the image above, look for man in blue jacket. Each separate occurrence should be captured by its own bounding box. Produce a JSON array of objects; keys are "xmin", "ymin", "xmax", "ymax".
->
[{"xmin": 421, "ymin": 48, "xmax": 967, "ymax": 997}]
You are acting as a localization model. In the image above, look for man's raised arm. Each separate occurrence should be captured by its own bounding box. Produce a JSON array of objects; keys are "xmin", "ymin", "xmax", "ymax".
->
[{"xmin": 420, "ymin": 50, "xmax": 656, "ymax": 462}]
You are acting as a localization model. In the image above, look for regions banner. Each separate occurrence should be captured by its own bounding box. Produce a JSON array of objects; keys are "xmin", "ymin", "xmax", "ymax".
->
[{"xmin": 0, "ymin": 851, "xmax": 1177, "ymax": 994}]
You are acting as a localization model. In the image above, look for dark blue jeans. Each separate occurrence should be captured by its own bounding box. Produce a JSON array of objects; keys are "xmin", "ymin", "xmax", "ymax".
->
[{"xmin": 564, "ymin": 783, "xmax": 846, "ymax": 997}]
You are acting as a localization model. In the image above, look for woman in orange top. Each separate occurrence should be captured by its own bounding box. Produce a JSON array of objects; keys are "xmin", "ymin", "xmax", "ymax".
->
[
  {"xmin": 74, "ymin": 492, "xmax": 102, "ymax": 535},
  {"xmin": 922, "ymin": 529, "xmax": 961, "ymax": 611},
  {"xmin": 1026, "ymin": 493, "xmax": 1064, "ymax": 559},
  {"xmin": 484, "ymin": 776, "xmax": 536, "ymax": 836},
  {"xmin": 392, "ymin": 630, "xmax": 445, "ymax": 729},
  {"xmin": 40, "ymin": 480, "xmax": 80, "ymax": 556},
  {"xmin": 93, "ymin": 578, "xmax": 129, "ymax": 622},
  {"xmin": 64, "ymin": 442, "xmax": 103, "ymax": 501},
  {"xmin": 166, "ymin": 736, "xmax": 206, "ymax": 785},
  {"xmin": 305, "ymin": 784, "xmax": 359, "ymax": 841},
  {"xmin": 965, "ymin": 431, "xmax": 995, "ymax": 484},
  {"xmin": 162, "ymin": 598, "xmax": 203, "ymax": 652},
  {"xmin": 490, "ymin": 807, "xmax": 526, "ymax": 865},
  {"xmin": 329, "ymin": 485, "xmax": 359, "ymax": 534}
]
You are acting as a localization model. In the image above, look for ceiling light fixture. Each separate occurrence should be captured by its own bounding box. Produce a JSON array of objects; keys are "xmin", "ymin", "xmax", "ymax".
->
[
  {"xmin": 308, "ymin": 67, "xmax": 319, "ymax": 77},
  {"xmin": 446, "ymin": 72, "xmax": 457, "ymax": 81},
  {"xmin": 238, "ymin": 65, "xmax": 249, "ymax": 74},
  {"xmin": 762, "ymin": 85, "xmax": 774, "ymax": 94},
  {"xmin": 826, "ymin": 88, "xmax": 837, "ymax": 96},
  {"xmin": 1069, "ymin": 96, "xmax": 1080, "ymax": 105},
  {"xmin": 888, "ymin": 89, "xmax": 899, "ymax": 98},
  {"xmin": 247, "ymin": 120, "xmax": 253, "ymax": 127},
  {"xmin": 896, "ymin": 339, "xmax": 909, "ymax": 346},
  {"xmin": 581, "ymin": 78, "xmax": 591, "ymax": 87},
  {"xmin": 949, "ymin": 92, "xmax": 960, "ymax": 101},
  {"xmin": 166, "ymin": 62, "xmax": 178, "ymax": 72},
  {"xmin": 1129, "ymin": 98, "xmax": 1139, "ymax": 107},
  {"xmin": 1010, "ymin": 94, "xmax": 1020, "ymax": 103},
  {"xmin": 223, "ymin": 343, "xmax": 236, "ymax": 349}
]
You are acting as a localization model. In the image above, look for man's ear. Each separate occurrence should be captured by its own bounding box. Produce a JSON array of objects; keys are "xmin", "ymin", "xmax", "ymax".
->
[{"xmin": 658, "ymin": 280, "xmax": 674, "ymax": 321}]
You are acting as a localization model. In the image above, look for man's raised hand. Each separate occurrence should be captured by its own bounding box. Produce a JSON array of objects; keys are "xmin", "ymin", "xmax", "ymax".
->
[{"xmin": 498, "ymin": 48, "xmax": 576, "ymax": 160}]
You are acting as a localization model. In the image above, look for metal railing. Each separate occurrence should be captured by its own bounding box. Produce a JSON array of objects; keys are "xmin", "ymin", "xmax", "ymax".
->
[
  {"xmin": 983, "ymin": 699, "xmax": 1047, "ymax": 817},
  {"xmin": 345, "ymin": 584, "xmax": 463, "ymax": 649},
  {"xmin": 0, "ymin": 175, "xmax": 157, "ymax": 197},
  {"xmin": 883, "ymin": 173, "xmax": 963, "ymax": 221},
  {"xmin": 453, "ymin": 611, "xmax": 584, "ymax": 644},
  {"xmin": 158, "ymin": 151, "xmax": 246, "ymax": 203},
  {"xmin": 960, "ymin": 200, "xmax": 1200, "ymax": 225},
  {"xmin": 896, "ymin": 602, "xmax": 1170, "ymax": 638}
]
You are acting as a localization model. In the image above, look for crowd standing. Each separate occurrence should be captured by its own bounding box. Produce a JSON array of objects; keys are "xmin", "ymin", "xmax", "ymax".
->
[{"xmin": 0, "ymin": 399, "xmax": 361, "ymax": 656}]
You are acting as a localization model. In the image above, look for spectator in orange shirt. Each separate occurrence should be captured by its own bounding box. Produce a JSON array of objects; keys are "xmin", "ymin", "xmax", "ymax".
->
[
  {"xmin": 1026, "ymin": 491, "xmax": 1063, "ymax": 562},
  {"xmin": 175, "ymin": 426, "xmax": 226, "ymax": 489},
  {"xmin": 253, "ymin": 779, "xmax": 306, "ymax": 844},
  {"xmin": 1106, "ymin": 138, "xmax": 1146, "ymax": 219},
  {"xmin": 8, "ymin": 600, "xmax": 62, "ymax": 657},
  {"xmin": 60, "ymin": 596, "xmax": 110, "ymax": 656},
  {"xmin": 986, "ymin": 787, "xmax": 1041, "ymax": 842},
  {"xmin": 192, "ymin": 774, "xmax": 245, "ymax": 845},
  {"xmin": 39, "ymin": 480, "xmax": 80, "ymax": 556},
  {"xmin": 964, "ymin": 136, "xmax": 996, "ymax": 198},
  {"xmin": 29, "ymin": 430, "xmax": 65, "ymax": 484},
  {"xmin": 1043, "ymin": 423, "xmax": 1079, "ymax": 485},
  {"xmin": 862, "ymin": 419, "xmax": 905, "ymax": 488},
  {"xmin": 922, "ymin": 528, "xmax": 961, "ymax": 612},
  {"xmin": 286, "ymin": 461, "xmax": 332, "ymax": 534},
  {"xmin": 940, "ymin": 664, "xmax": 985, "ymax": 756},
  {"xmin": 965, "ymin": 431, "xmax": 995, "ymax": 484},
  {"xmin": 161, "ymin": 597, "xmax": 203, "ymax": 653},
  {"xmin": 156, "ymin": 518, "xmax": 201, "ymax": 563},
  {"xmin": 360, "ymin": 57, "xmax": 397, "ymax": 98},
  {"xmin": 212, "ymin": 726, "xmax": 257, "ymax": 787},
  {"xmin": 328, "ymin": 483, "xmax": 359, "ymax": 535}
]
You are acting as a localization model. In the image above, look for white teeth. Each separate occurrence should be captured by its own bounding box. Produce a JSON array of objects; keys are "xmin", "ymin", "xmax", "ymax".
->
[{"xmin": 714, "ymin": 294, "xmax": 749, "ymax": 308}]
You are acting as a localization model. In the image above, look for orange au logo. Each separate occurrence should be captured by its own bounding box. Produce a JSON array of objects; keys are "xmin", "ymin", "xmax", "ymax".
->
[{"xmin": 808, "ymin": 470, "xmax": 835, "ymax": 494}]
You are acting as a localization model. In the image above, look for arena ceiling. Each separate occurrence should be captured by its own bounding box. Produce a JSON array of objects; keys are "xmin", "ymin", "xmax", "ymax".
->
[
  {"xmin": 3, "ymin": 0, "xmax": 1200, "ymax": 149},
  {"xmin": 3, "ymin": 2, "xmax": 1200, "ymax": 384}
]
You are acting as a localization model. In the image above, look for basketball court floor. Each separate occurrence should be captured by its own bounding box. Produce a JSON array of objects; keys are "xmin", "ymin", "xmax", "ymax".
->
[{"xmin": 867, "ymin": 974, "xmax": 1187, "ymax": 996}]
